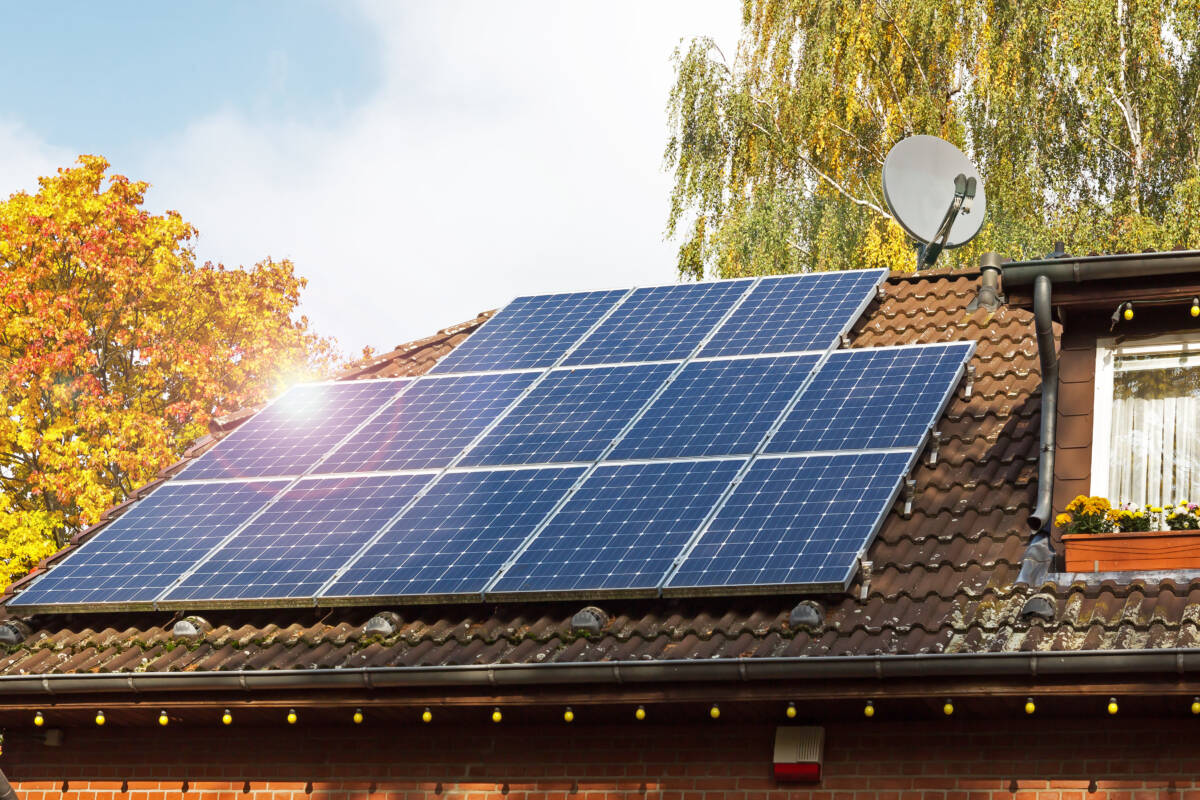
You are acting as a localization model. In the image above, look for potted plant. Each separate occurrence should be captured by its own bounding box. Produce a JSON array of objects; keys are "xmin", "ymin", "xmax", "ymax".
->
[{"xmin": 1059, "ymin": 496, "xmax": 1200, "ymax": 572}]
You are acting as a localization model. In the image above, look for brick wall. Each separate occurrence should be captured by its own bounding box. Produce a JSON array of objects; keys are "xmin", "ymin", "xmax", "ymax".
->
[{"xmin": 2, "ymin": 716, "xmax": 1198, "ymax": 800}]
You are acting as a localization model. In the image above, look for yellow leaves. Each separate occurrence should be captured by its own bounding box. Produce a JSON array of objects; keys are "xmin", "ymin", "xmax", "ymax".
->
[{"xmin": 0, "ymin": 156, "xmax": 338, "ymax": 592}]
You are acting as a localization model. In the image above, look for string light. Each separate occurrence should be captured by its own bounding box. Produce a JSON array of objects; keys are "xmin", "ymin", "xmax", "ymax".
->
[
  {"xmin": 1024, "ymin": 697, "xmax": 1036, "ymax": 715},
  {"xmin": 95, "ymin": 710, "xmax": 106, "ymax": 726},
  {"xmin": 863, "ymin": 700, "xmax": 875, "ymax": 718},
  {"xmin": 1191, "ymin": 298, "xmax": 1199, "ymax": 318},
  {"xmin": 286, "ymin": 709, "xmax": 298, "ymax": 725},
  {"xmin": 1123, "ymin": 303, "xmax": 1134, "ymax": 321},
  {"xmin": 1192, "ymin": 697, "xmax": 1200, "ymax": 715},
  {"xmin": 563, "ymin": 707, "xmax": 574, "ymax": 723},
  {"xmin": 492, "ymin": 707, "xmax": 502, "ymax": 723},
  {"xmin": 422, "ymin": 707, "xmax": 433, "ymax": 723},
  {"xmin": 1107, "ymin": 697, "xmax": 1119, "ymax": 715},
  {"xmin": 222, "ymin": 709, "xmax": 233, "ymax": 726},
  {"xmin": 635, "ymin": 705, "xmax": 646, "ymax": 721},
  {"xmin": 709, "ymin": 704, "xmax": 720, "ymax": 720},
  {"xmin": 33, "ymin": 711, "xmax": 44, "ymax": 727},
  {"xmin": 353, "ymin": 708, "xmax": 364, "ymax": 725},
  {"xmin": 942, "ymin": 699, "xmax": 955, "ymax": 716},
  {"xmin": 158, "ymin": 710, "xmax": 169, "ymax": 726},
  {"xmin": 785, "ymin": 702, "xmax": 797, "ymax": 719}
]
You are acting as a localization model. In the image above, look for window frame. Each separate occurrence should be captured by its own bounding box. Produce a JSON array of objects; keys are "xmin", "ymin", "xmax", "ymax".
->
[{"xmin": 1091, "ymin": 331, "xmax": 1200, "ymax": 502}]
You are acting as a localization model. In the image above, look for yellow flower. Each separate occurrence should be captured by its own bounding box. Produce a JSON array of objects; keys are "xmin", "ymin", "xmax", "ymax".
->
[{"xmin": 1055, "ymin": 513, "xmax": 1071, "ymax": 528}]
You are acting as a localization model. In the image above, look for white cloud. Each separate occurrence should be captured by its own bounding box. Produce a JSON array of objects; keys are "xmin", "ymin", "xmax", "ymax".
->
[
  {"xmin": 0, "ymin": 121, "xmax": 76, "ymax": 197},
  {"xmin": 135, "ymin": 1, "xmax": 742, "ymax": 355}
]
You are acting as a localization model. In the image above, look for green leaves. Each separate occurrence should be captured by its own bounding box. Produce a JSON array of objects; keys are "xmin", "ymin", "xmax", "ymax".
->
[{"xmin": 666, "ymin": 0, "xmax": 1200, "ymax": 278}]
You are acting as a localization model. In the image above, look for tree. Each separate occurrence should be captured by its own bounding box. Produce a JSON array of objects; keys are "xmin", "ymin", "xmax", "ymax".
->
[
  {"xmin": 0, "ymin": 156, "xmax": 338, "ymax": 587},
  {"xmin": 665, "ymin": 0, "xmax": 1200, "ymax": 280}
]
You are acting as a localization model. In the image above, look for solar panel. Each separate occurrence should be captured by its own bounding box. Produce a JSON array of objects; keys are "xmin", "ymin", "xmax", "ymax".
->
[
  {"xmin": 9, "ymin": 480, "xmax": 286, "ymax": 608},
  {"xmin": 563, "ymin": 280, "xmax": 751, "ymax": 366},
  {"xmin": 459, "ymin": 363, "xmax": 676, "ymax": 466},
  {"xmin": 701, "ymin": 269, "xmax": 888, "ymax": 358},
  {"xmin": 490, "ymin": 459, "xmax": 744, "ymax": 595},
  {"xmin": 324, "ymin": 466, "xmax": 584, "ymax": 599},
  {"xmin": 665, "ymin": 451, "xmax": 912, "ymax": 592},
  {"xmin": 315, "ymin": 372, "xmax": 538, "ymax": 474},
  {"xmin": 766, "ymin": 342, "xmax": 973, "ymax": 454},
  {"xmin": 429, "ymin": 289, "xmax": 628, "ymax": 374},
  {"xmin": 163, "ymin": 474, "xmax": 433, "ymax": 603},
  {"xmin": 179, "ymin": 380, "xmax": 406, "ymax": 481},
  {"xmin": 607, "ymin": 354, "xmax": 820, "ymax": 460}
]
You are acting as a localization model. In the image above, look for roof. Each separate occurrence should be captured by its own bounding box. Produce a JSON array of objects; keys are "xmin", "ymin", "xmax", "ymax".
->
[{"xmin": 2, "ymin": 269, "xmax": 1194, "ymax": 679}]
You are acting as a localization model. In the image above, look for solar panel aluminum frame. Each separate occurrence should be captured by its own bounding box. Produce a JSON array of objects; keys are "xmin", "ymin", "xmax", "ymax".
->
[{"xmin": 658, "ymin": 339, "xmax": 976, "ymax": 598}]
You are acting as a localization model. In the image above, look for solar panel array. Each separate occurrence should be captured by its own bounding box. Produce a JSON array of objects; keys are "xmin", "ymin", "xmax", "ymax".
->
[{"xmin": 12, "ymin": 268, "xmax": 979, "ymax": 612}]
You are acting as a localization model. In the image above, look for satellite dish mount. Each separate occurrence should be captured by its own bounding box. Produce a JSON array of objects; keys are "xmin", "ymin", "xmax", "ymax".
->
[{"xmin": 881, "ymin": 136, "xmax": 986, "ymax": 269}]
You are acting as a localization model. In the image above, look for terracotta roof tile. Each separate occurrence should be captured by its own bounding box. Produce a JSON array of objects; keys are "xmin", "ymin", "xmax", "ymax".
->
[{"xmin": 8, "ymin": 268, "xmax": 1200, "ymax": 676}]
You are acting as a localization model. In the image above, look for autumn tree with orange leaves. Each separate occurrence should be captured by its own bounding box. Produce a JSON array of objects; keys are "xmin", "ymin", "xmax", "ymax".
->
[{"xmin": 0, "ymin": 156, "xmax": 337, "ymax": 587}]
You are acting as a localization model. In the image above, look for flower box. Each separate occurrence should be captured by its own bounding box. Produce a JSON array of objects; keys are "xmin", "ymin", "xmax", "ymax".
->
[{"xmin": 1062, "ymin": 530, "xmax": 1200, "ymax": 572}]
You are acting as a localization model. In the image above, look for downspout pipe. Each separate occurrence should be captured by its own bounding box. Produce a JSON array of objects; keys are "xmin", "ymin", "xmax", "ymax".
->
[
  {"xmin": 0, "ymin": 768, "xmax": 18, "ymax": 800},
  {"xmin": 1028, "ymin": 273, "xmax": 1058, "ymax": 534}
]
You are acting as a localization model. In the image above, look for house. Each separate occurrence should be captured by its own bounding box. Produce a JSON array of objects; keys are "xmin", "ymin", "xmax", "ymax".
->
[{"xmin": 1, "ymin": 255, "xmax": 1200, "ymax": 800}]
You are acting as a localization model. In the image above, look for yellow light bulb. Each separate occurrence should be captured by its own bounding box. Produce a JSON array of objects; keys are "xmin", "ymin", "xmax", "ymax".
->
[
  {"xmin": 353, "ymin": 708, "xmax": 364, "ymax": 725},
  {"xmin": 95, "ymin": 710, "xmax": 106, "ymax": 726},
  {"xmin": 286, "ymin": 709, "xmax": 298, "ymax": 725},
  {"xmin": 1123, "ymin": 306, "xmax": 1134, "ymax": 321},
  {"xmin": 942, "ymin": 700, "xmax": 954, "ymax": 716},
  {"xmin": 709, "ymin": 704, "xmax": 720, "ymax": 719},
  {"xmin": 563, "ymin": 707, "xmax": 574, "ymax": 723},
  {"xmin": 492, "ymin": 708, "xmax": 502, "ymax": 723},
  {"xmin": 785, "ymin": 702, "xmax": 797, "ymax": 719},
  {"xmin": 635, "ymin": 705, "xmax": 646, "ymax": 721},
  {"xmin": 422, "ymin": 708, "xmax": 433, "ymax": 723},
  {"xmin": 158, "ymin": 711, "xmax": 169, "ymax": 726},
  {"xmin": 1107, "ymin": 698, "xmax": 1119, "ymax": 715},
  {"xmin": 33, "ymin": 711, "xmax": 44, "ymax": 727},
  {"xmin": 222, "ymin": 710, "xmax": 233, "ymax": 726},
  {"xmin": 1191, "ymin": 303, "xmax": 1199, "ymax": 318},
  {"xmin": 863, "ymin": 701, "xmax": 875, "ymax": 718},
  {"xmin": 1024, "ymin": 698, "xmax": 1036, "ymax": 715},
  {"xmin": 1192, "ymin": 697, "xmax": 1200, "ymax": 715}
]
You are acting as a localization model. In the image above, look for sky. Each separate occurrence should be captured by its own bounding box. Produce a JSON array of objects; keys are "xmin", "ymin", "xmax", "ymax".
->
[{"xmin": 0, "ymin": 2, "xmax": 741, "ymax": 356}]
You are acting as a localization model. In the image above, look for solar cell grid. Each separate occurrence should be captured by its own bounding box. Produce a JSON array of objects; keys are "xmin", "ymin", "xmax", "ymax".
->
[
  {"xmin": 701, "ymin": 269, "xmax": 888, "ymax": 358},
  {"xmin": 490, "ymin": 459, "xmax": 744, "ymax": 595},
  {"xmin": 316, "ymin": 371, "xmax": 537, "ymax": 474},
  {"xmin": 325, "ymin": 466, "xmax": 584, "ymax": 599},
  {"xmin": 607, "ymin": 354, "xmax": 819, "ymax": 461},
  {"xmin": 666, "ymin": 451, "xmax": 911, "ymax": 591},
  {"xmin": 766, "ymin": 342, "xmax": 973, "ymax": 454},
  {"xmin": 459, "ymin": 362, "xmax": 676, "ymax": 467},
  {"xmin": 165, "ymin": 474, "xmax": 433, "ymax": 603},
  {"xmin": 179, "ymin": 380, "xmax": 406, "ymax": 481},
  {"xmin": 9, "ymin": 480, "xmax": 286, "ymax": 608},
  {"xmin": 429, "ymin": 289, "xmax": 627, "ymax": 374},
  {"xmin": 563, "ymin": 280, "xmax": 751, "ymax": 366}
]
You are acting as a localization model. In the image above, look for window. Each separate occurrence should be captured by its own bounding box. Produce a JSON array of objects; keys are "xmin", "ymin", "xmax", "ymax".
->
[{"xmin": 1093, "ymin": 333, "xmax": 1200, "ymax": 507}]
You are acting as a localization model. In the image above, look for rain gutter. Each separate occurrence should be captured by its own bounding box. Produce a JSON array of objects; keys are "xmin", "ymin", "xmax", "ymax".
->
[
  {"xmin": 5, "ymin": 649, "xmax": 1200, "ymax": 697},
  {"xmin": 1001, "ymin": 249, "xmax": 1200, "ymax": 288}
]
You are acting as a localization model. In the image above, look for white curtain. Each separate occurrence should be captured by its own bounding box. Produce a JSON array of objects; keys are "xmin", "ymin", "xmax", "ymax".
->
[{"xmin": 1109, "ymin": 364, "xmax": 1200, "ymax": 507}]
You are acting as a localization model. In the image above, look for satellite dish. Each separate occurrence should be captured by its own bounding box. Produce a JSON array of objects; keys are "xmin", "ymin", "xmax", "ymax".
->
[{"xmin": 882, "ymin": 135, "xmax": 986, "ymax": 267}]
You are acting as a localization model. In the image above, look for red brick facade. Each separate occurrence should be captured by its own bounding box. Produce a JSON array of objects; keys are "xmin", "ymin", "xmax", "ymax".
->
[{"xmin": 4, "ymin": 719, "xmax": 1197, "ymax": 800}]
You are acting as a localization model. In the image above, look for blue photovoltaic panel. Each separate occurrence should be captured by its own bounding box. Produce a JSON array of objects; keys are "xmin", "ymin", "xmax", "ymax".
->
[
  {"xmin": 767, "ymin": 342, "xmax": 973, "ymax": 454},
  {"xmin": 179, "ymin": 380, "xmax": 406, "ymax": 481},
  {"xmin": 325, "ymin": 466, "xmax": 584, "ymax": 598},
  {"xmin": 459, "ymin": 363, "xmax": 676, "ymax": 466},
  {"xmin": 165, "ymin": 474, "xmax": 432, "ymax": 602},
  {"xmin": 491, "ymin": 459, "xmax": 744, "ymax": 594},
  {"xmin": 9, "ymin": 480, "xmax": 286, "ymax": 607},
  {"xmin": 701, "ymin": 269, "xmax": 888, "ymax": 358},
  {"xmin": 666, "ymin": 451, "xmax": 911, "ymax": 590},
  {"xmin": 315, "ymin": 372, "xmax": 537, "ymax": 473},
  {"xmin": 563, "ymin": 280, "xmax": 751, "ymax": 366},
  {"xmin": 608, "ymin": 354, "xmax": 820, "ymax": 460},
  {"xmin": 428, "ymin": 289, "xmax": 627, "ymax": 374}
]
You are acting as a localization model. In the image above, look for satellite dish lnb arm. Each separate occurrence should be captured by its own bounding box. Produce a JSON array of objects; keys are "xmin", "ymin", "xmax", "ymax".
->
[{"xmin": 918, "ymin": 173, "xmax": 974, "ymax": 268}]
